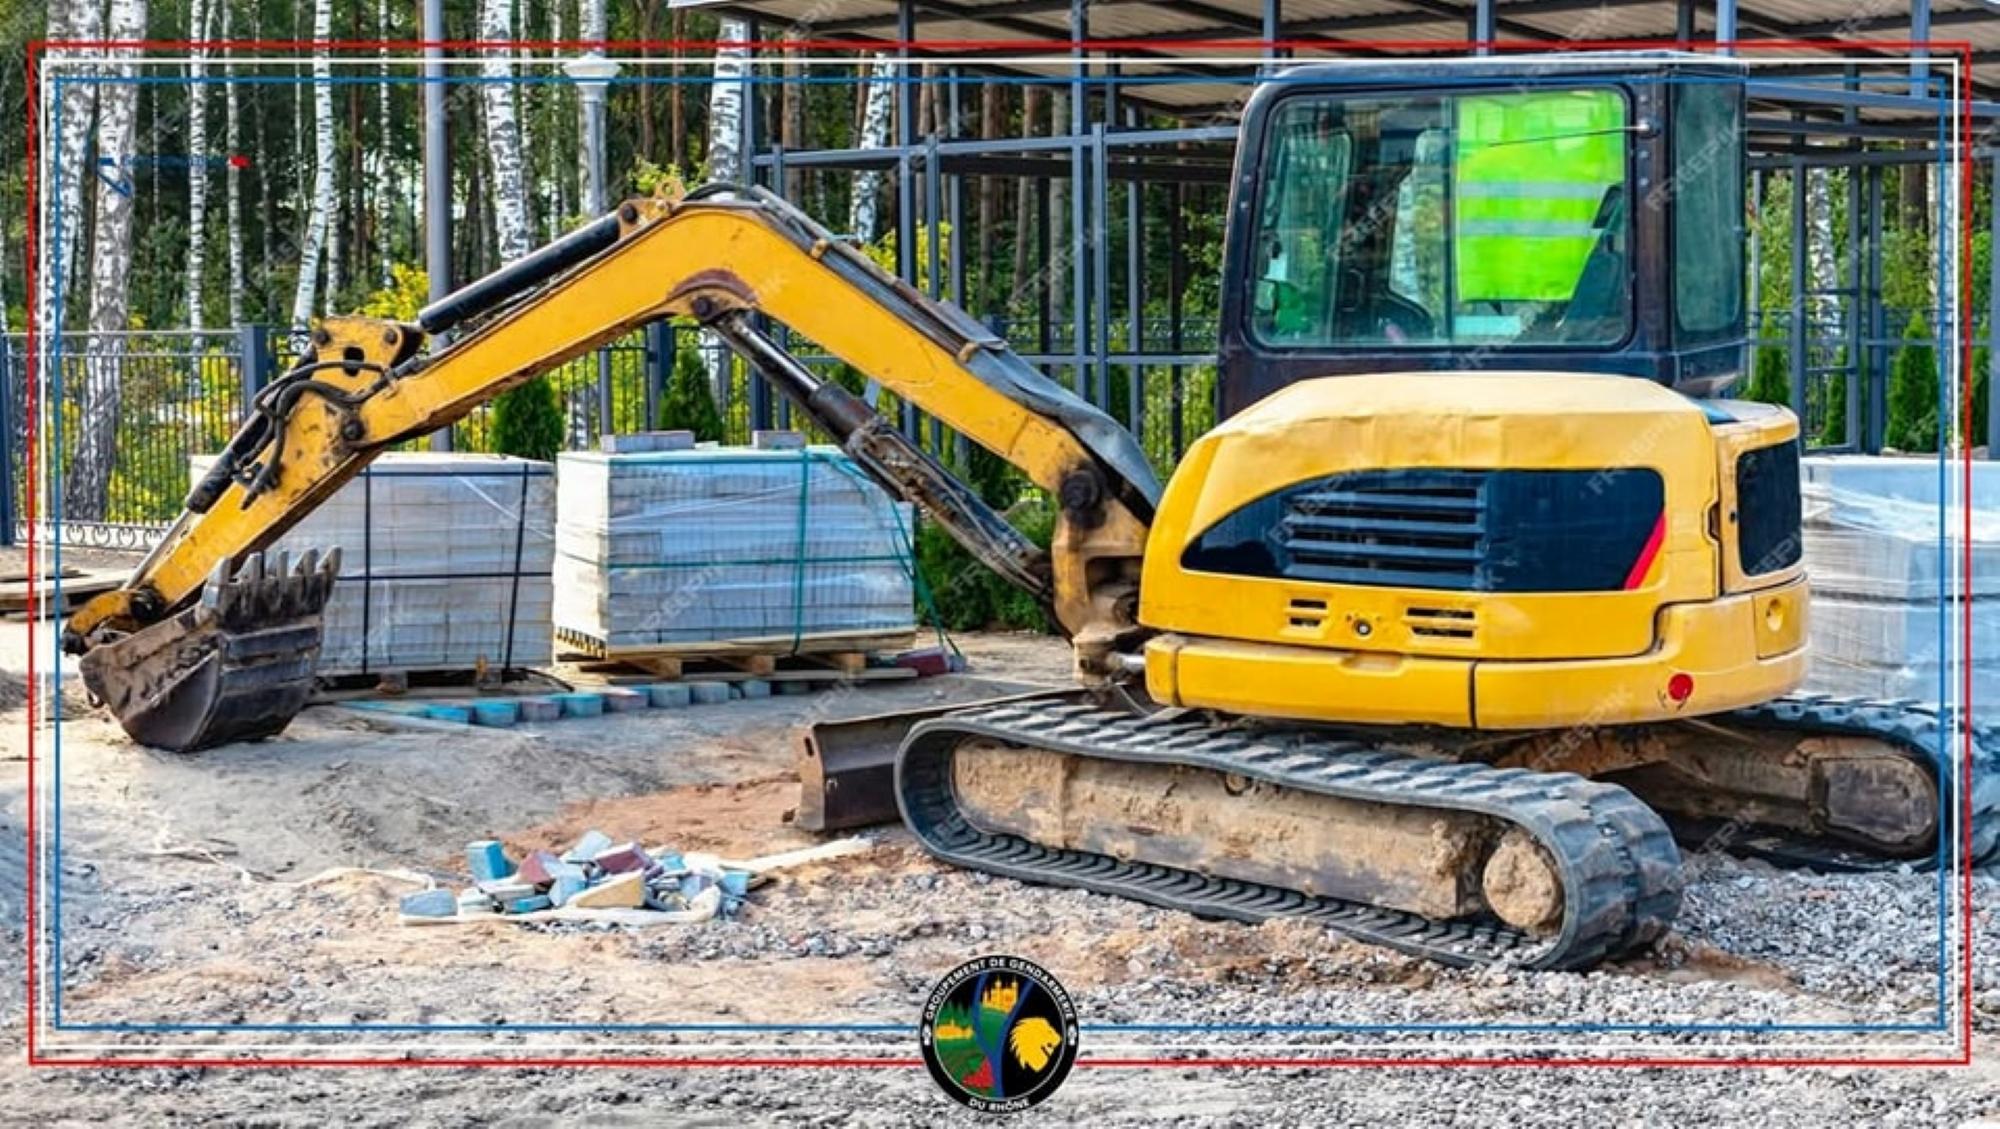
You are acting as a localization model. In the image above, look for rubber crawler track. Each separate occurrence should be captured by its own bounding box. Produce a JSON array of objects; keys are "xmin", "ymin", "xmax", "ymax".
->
[
  {"xmin": 1702, "ymin": 693, "xmax": 2000, "ymax": 870},
  {"xmin": 897, "ymin": 701, "xmax": 1684, "ymax": 970}
]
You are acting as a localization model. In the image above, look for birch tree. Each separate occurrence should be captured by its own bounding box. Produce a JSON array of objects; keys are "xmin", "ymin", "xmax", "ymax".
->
[
  {"xmin": 375, "ymin": 0, "xmax": 393, "ymax": 285},
  {"xmin": 485, "ymin": 0, "xmax": 564, "ymax": 459},
  {"xmin": 480, "ymin": 0, "xmax": 532, "ymax": 262},
  {"xmin": 40, "ymin": 2, "xmax": 104, "ymax": 343},
  {"xmin": 224, "ymin": 0, "xmax": 246, "ymax": 326},
  {"xmin": 579, "ymin": 0, "xmax": 606, "ymax": 201},
  {"xmin": 289, "ymin": 0, "xmax": 336, "ymax": 354},
  {"xmin": 700, "ymin": 22, "xmax": 750, "ymax": 395},
  {"xmin": 848, "ymin": 54, "xmax": 894, "ymax": 240},
  {"xmin": 706, "ymin": 21, "xmax": 748, "ymax": 183},
  {"xmin": 69, "ymin": 0, "xmax": 147, "ymax": 523},
  {"xmin": 185, "ymin": 0, "xmax": 212, "ymax": 332}
]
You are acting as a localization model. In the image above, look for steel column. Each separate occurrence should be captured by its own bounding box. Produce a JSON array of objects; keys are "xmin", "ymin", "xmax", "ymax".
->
[
  {"xmin": 1867, "ymin": 165, "xmax": 1888, "ymax": 452},
  {"xmin": 1069, "ymin": 0, "xmax": 1091, "ymax": 402},
  {"xmin": 1473, "ymin": 0, "xmax": 1496, "ymax": 55},
  {"xmin": 1789, "ymin": 158, "xmax": 1808, "ymax": 425},
  {"xmin": 1716, "ymin": 0, "xmax": 1737, "ymax": 49},
  {"xmin": 421, "ymin": 0, "xmax": 452, "ymax": 450},
  {"xmin": 1911, "ymin": 0, "xmax": 1932, "ymax": 100},
  {"xmin": 896, "ymin": 0, "xmax": 917, "ymax": 435}
]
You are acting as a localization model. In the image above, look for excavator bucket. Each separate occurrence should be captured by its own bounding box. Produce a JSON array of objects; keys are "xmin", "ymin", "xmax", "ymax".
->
[{"xmin": 78, "ymin": 549, "xmax": 340, "ymax": 753}]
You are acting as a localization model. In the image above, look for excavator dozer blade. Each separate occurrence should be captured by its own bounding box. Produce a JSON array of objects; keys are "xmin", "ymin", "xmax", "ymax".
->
[
  {"xmin": 795, "ymin": 687, "xmax": 1080, "ymax": 831},
  {"xmin": 79, "ymin": 549, "xmax": 340, "ymax": 753}
]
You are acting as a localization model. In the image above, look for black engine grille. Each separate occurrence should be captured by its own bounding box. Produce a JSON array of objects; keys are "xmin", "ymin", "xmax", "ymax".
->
[
  {"xmin": 1181, "ymin": 467, "xmax": 1666, "ymax": 593},
  {"xmin": 1279, "ymin": 471, "xmax": 1489, "ymax": 589}
]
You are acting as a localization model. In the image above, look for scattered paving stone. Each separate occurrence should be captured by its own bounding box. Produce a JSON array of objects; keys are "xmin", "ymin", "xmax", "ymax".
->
[
  {"xmin": 572, "ymin": 871, "xmax": 646, "ymax": 909},
  {"xmin": 562, "ymin": 830, "xmax": 615, "ymax": 864},
  {"xmin": 591, "ymin": 842, "xmax": 653, "ymax": 875},
  {"xmin": 466, "ymin": 840, "xmax": 514, "ymax": 883},
  {"xmin": 398, "ymin": 889, "xmax": 456, "ymax": 918}
]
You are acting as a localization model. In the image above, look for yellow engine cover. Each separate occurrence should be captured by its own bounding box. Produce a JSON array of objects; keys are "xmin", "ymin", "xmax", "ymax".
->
[{"xmin": 1138, "ymin": 372, "xmax": 1807, "ymax": 729}]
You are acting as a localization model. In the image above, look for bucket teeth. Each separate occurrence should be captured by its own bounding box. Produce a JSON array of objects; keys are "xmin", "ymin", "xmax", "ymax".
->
[{"xmin": 83, "ymin": 542, "xmax": 344, "ymax": 752}]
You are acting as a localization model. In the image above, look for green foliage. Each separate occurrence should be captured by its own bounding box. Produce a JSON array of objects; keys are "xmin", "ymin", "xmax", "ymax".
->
[
  {"xmin": 1975, "ymin": 336, "xmax": 1991, "ymax": 450},
  {"xmin": 1818, "ymin": 349, "xmax": 1851, "ymax": 448},
  {"xmin": 1887, "ymin": 314, "xmax": 1940, "ymax": 453},
  {"xmin": 660, "ymin": 338, "xmax": 725, "ymax": 441},
  {"xmin": 358, "ymin": 264, "xmax": 429, "ymax": 321},
  {"xmin": 491, "ymin": 382, "xmax": 565, "ymax": 462},
  {"xmin": 1742, "ymin": 314, "xmax": 1790, "ymax": 406},
  {"xmin": 915, "ymin": 494, "xmax": 1056, "ymax": 634},
  {"xmin": 631, "ymin": 158, "xmax": 688, "ymax": 198}
]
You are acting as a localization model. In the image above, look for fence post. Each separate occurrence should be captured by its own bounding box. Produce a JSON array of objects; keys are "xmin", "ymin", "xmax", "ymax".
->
[
  {"xmin": 644, "ymin": 320, "xmax": 672, "ymax": 431},
  {"xmin": 0, "ymin": 336, "xmax": 15, "ymax": 547},
  {"xmin": 237, "ymin": 324, "xmax": 271, "ymax": 406}
]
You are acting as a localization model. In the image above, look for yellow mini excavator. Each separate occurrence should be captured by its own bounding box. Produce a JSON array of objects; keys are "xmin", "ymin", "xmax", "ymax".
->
[{"xmin": 63, "ymin": 55, "xmax": 1992, "ymax": 969}]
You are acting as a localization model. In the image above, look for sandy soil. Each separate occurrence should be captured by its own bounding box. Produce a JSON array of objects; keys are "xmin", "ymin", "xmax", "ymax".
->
[{"xmin": 0, "ymin": 613, "xmax": 1995, "ymax": 1125}]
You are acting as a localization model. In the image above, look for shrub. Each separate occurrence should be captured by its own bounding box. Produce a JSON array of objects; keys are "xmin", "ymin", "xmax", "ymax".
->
[
  {"xmin": 490, "ymin": 382, "xmax": 565, "ymax": 463},
  {"xmin": 659, "ymin": 338, "xmax": 725, "ymax": 441},
  {"xmin": 1886, "ymin": 313, "xmax": 1939, "ymax": 453}
]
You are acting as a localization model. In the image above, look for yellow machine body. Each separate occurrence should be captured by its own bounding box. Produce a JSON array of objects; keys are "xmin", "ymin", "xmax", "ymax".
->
[{"xmin": 1139, "ymin": 371, "xmax": 1807, "ymax": 728}]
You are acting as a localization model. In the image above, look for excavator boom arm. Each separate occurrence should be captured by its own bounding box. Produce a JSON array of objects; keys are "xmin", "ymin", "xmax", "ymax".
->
[{"xmin": 66, "ymin": 186, "xmax": 1161, "ymax": 749}]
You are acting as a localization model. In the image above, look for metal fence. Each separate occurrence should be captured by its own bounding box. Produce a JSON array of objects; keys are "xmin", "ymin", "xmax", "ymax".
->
[{"xmin": 7, "ymin": 322, "xmax": 696, "ymax": 550}]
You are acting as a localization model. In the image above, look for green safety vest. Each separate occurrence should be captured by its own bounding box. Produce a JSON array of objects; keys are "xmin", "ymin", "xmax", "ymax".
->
[{"xmin": 1453, "ymin": 91, "xmax": 1625, "ymax": 303}]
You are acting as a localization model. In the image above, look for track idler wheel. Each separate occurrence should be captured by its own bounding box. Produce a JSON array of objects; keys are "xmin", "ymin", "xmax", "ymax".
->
[{"xmin": 79, "ymin": 549, "xmax": 340, "ymax": 752}]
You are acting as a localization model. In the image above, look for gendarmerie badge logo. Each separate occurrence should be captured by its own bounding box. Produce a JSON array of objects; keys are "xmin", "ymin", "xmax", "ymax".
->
[{"xmin": 919, "ymin": 954, "xmax": 1079, "ymax": 1113}]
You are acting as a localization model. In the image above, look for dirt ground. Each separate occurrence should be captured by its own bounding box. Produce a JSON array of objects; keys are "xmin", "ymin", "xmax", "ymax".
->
[{"xmin": 0, "ymin": 601, "xmax": 1996, "ymax": 1124}]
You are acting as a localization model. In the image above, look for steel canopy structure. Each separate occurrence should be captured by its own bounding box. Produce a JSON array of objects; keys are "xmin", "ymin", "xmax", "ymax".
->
[{"xmin": 673, "ymin": 0, "xmax": 2000, "ymax": 455}]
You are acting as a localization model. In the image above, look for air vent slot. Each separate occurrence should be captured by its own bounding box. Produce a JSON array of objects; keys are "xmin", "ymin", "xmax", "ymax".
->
[
  {"xmin": 1405, "ymin": 606, "xmax": 1477, "ymax": 641},
  {"xmin": 1286, "ymin": 597, "xmax": 1328, "ymax": 630}
]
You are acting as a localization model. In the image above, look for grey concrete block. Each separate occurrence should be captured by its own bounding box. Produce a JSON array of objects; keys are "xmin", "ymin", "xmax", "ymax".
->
[
  {"xmin": 646, "ymin": 683, "xmax": 692, "ymax": 708},
  {"xmin": 737, "ymin": 679, "xmax": 772, "ymax": 699},
  {"xmin": 689, "ymin": 682, "xmax": 731, "ymax": 705}
]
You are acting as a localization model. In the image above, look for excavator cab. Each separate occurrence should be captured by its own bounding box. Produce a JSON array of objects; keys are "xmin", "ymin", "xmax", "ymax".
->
[{"xmin": 1218, "ymin": 53, "xmax": 1748, "ymax": 416}]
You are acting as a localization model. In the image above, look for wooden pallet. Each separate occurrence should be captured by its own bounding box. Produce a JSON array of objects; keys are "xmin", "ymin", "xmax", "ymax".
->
[
  {"xmin": 311, "ymin": 664, "xmax": 566, "ymax": 700},
  {"xmin": 554, "ymin": 626, "xmax": 917, "ymax": 684},
  {"xmin": 0, "ymin": 567, "xmax": 126, "ymax": 617}
]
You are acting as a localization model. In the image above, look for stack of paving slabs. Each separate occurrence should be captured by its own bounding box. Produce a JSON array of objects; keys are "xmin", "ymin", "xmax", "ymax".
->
[
  {"xmin": 188, "ymin": 453, "xmax": 555, "ymax": 676},
  {"xmin": 553, "ymin": 442, "xmax": 916, "ymax": 656},
  {"xmin": 1799, "ymin": 456, "xmax": 2000, "ymax": 717},
  {"xmin": 396, "ymin": 830, "xmax": 757, "ymax": 925}
]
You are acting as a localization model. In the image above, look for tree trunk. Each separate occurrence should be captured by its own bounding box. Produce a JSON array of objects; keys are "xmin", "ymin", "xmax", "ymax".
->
[
  {"xmin": 702, "ymin": 21, "xmax": 751, "ymax": 394},
  {"xmin": 781, "ymin": 31, "xmax": 805, "ymax": 200},
  {"xmin": 1901, "ymin": 163, "xmax": 1928, "ymax": 239},
  {"xmin": 978, "ymin": 83, "xmax": 1001, "ymax": 310},
  {"xmin": 41, "ymin": 2, "xmax": 104, "ymax": 342},
  {"xmin": 848, "ymin": 54, "xmax": 893, "ymax": 240},
  {"xmin": 636, "ymin": 0, "xmax": 658, "ymax": 160},
  {"xmin": 1011, "ymin": 86, "xmax": 1041, "ymax": 310},
  {"xmin": 70, "ymin": 0, "xmax": 148, "ymax": 524},
  {"xmin": 1806, "ymin": 168, "xmax": 1839, "ymax": 340},
  {"xmin": 288, "ymin": 0, "xmax": 335, "ymax": 354},
  {"xmin": 669, "ymin": 9, "xmax": 685, "ymax": 169},
  {"xmin": 480, "ymin": 0, "xmax": 532, "ymax": 263},
  {"xmin": 579, "ymin": 0, "xmax": 607, "ymax": 206},
  {"xmin": 185, "ymin": 0, "xmax": 211, "ymax": 332},
  {"xmin": 1048, "ymin": 89, "xmax": 1068, "ymax": 327},
  {"xmin": 706, "ymin": 20, "xmax": 748, "ymax": 183},
  {"xmin": 224, "ymin": 0, "xmax": 246, "ymax": 325}
]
